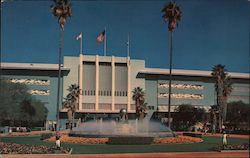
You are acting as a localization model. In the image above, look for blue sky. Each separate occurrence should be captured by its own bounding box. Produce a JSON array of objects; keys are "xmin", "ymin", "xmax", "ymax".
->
[{"xmin": 1, "ymin": 0, "xmax": 249, "ymax": 73}]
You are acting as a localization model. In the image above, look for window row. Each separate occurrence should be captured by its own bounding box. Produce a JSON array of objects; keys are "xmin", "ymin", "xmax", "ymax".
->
[
  {"xmin": 83, "ymin": 90, "xmax": 127, "ymax": 96},
  {"xmin": 82, "ymin": 104, "xmax": 136, "ymax": 110},
  {"xmin": 158, "ymin": 83, "xmax": 203, "ymax": 90},
  {"xmin": 9, "ymin": 79, "xmax": 50, "ymax": 85},
  {"xmin": 232, "ymin": 86, "xmax": 250, "ymax": 92},
  {"xmin": 28, "ymin": 89, "xmax": 50, "ymax": 95},
  {"xmin": 158, "ymin": 93, "xmax": 204, "ymax": 99}
]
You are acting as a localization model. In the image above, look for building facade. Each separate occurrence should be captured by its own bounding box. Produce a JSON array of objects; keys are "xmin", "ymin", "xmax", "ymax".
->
[
  {"xmin": 2, "ymin": 55, "xmax": 249, "ymax": 128},
  {"xmin": 1, "ymin": 63, "xmax": 69, "ymax": 129}
]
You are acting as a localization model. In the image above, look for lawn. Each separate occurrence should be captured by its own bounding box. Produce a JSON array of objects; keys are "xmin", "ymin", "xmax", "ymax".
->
[{"xmin": 0, "ymin": 136, "xmax": 248, "ymax": 154}]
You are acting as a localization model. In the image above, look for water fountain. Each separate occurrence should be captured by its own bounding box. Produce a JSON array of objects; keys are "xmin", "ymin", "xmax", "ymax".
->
[{"xmin": 69, "ymin": 108, "xmax": 175, "ymax": 139}]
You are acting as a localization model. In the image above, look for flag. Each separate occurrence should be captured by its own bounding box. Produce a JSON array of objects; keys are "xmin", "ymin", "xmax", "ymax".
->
[
  {"xmin": 96, "ymin": 30, "xmax": 105, "ymax": 43},
  {"xmin": 76, "ymin": 33, "xmax": 82, "ymax": 40}
]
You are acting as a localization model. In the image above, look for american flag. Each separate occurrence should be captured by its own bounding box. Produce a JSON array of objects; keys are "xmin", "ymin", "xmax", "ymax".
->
[{"xmin": 96, "ymin": 30, "xmax": 105, "ymax": 43}]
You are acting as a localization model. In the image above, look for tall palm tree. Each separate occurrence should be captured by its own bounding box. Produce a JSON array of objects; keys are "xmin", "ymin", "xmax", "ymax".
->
[
  {"xmin": 211, "ymin": 64, "xmax": 232, "ymax": 131},
  {"xmin": 132, "ymin": 87, "xmax": 146, "ymax": 120},
  {"xmin": 162, "ymin": 1, "xmax": 182, "ymax": 128},
  {"xmin": 51, "ymin": 0, "xmax": 72, "ymax": 132},
  {"xmin": 222, "ymin": 76, "xmax": 232, "ymax": 121},
  {"xmin": 209, "ymin": 105, "xmax": 218, "ymax": 134},
  {"xmin": 63, "ymin": 84, "xmax": 80, "ymax": 130}
]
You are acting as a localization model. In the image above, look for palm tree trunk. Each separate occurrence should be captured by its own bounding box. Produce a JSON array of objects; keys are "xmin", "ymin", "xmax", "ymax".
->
[
  {"xmin": 72, "ymin": 112, "xmax": 75, "ymax": 130},
  {"xmin": 67, "ymin": 110, "xmax": 72, "ymax": 130},
  {"xmin": 223, "ymin": 97, "xmax": 227, "ymax": 121},
  {"xmin": 168, "ymin": 31, "xmax": 173, "ymax": 129},
  {"xmin": 56, "ymin": 29, "xmax": 63, "ymax": 132},
  {"xmin": 136, "ymin": 99, "xmax": 139, "ymax": 119}
]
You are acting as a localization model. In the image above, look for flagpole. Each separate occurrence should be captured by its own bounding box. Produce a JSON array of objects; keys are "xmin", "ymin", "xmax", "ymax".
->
[
  {"xmin": 127, "ymin": 34, "xmax": 130, "ymax": 57},
  {"xmin": 80, "ymin": 32, "xmax": 83, "ymax": 54},
  {"xmin": 104, "ymin": 27, "xmax": 107, "ymax": 56}
]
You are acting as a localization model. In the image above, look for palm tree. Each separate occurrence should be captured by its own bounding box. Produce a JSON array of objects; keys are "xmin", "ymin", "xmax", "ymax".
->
[
  {"xmin": 210, "ymin": 105, "xmax": 218, "ymax": 134},
  {"xmin": 63, "ymin": 84, "xmax": 80, "ymax": 130},
  {"xmin": 162, "ymin": 1, "xmax": 182, "ymax": 128},
  {"xmin": 51, "ymin": 0, "xmax": 72, "ymax": 132},
  {"xmin": 222, "ymin": 76, "xmax": 232, "ymax": 121},
  {"xmin": 132, "ymin": 87, "xmax": 146, "ymax": 120},
  {"xmin": 211, "ymin": 64, "xmax": 232, "ymax": 131}
]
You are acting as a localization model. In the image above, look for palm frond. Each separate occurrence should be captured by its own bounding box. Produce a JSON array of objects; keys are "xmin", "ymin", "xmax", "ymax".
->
[
  {"xmin": 162, "ymin": 1, "xmax": 182, "ymax": 31},
  {"xmin": 51, "ymin": 0, "xmax": 72, "ymax": 30}
]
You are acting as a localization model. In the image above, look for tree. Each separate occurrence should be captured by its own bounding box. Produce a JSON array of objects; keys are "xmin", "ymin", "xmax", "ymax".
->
[
  {"xmin": 222, "ymin": 76, "xmax": 232, "ymax": 119},
  {"xmin": 172, "ymin": 104, "xmax": 206, "ymax": 131},
  {"xmin": 211, "ymin": 64, "xmax": 232, "ymax": 131},
  {"xmin": 51, "ymin": 0, "xmax": 72, "ymax": 132},
  {"xmin": 162, "ymin": 1, "xmax": 182, "ymax": 128},
  {"xmin": 0, "ymin": 79, "xmax": 31, "ymax": 126},
  {"xmin": 0, "ymin": 79, "xmax": 48, "ymax": 127},
  {"xmin": 132, "ymin": 87, "xmax": 146, "ymax": 120},
  {"xmin": 63, "ymin": 84, "xmax": 80, "ymax": 130},
  {"xmin": 226, "ymin": 101, "xmax": 249, "ymax": 131},
  {"xmin": 209, "ymin": 105, "xmax": 218, "ymax": 133},
  {"xmin": 20, "ymin": 99, "xmax": 36, "ymax": 127},
  {"xmin": 51, "ymin": 0, "xmax": 72, "ymax": 31}
]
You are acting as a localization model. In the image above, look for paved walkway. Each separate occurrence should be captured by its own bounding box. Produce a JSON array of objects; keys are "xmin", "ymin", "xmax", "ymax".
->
[
  {"xmin": 2, "ymin": 151, "xmax": 249, "ymax": 158},
  {"xmin": 176, "ymin": 132, "xmax": 249, "ymax": 139}
]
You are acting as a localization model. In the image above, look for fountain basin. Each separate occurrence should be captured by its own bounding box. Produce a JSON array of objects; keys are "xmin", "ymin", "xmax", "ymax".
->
[{"xmin": 69, "ymin": 120, "xmax": 175, "ymax": 138}]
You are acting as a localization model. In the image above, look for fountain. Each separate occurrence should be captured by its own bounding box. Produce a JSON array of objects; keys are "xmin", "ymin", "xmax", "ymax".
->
[
  {"xmin": 69, "ymin": 109, "xmax": 175, "ymax": 139},
  {"xmin": 69, "ymin": 109, "xmax": 175, "ymax": 144}
]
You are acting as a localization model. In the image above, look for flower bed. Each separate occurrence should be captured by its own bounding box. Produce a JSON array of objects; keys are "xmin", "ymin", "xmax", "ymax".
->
[
  {"xmin": 0, "ymin": 142, "xmax": 71, "ymax": 154},
  {"xmin": 46, "ymin": 135, "xmax": 202, "ymax": 144},
  {"xmin": 47, "ymin": 135, "xmax": 109, "ymax": 144},
  {"xmin": 153, "ymin": 136, "xmax": 203, "ymax": 144}
]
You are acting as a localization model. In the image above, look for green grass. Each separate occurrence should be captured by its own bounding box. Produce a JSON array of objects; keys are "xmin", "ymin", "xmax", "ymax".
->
[{"xmin": 0, "ymin": 136, "xmax": 248, "ymax": 154}]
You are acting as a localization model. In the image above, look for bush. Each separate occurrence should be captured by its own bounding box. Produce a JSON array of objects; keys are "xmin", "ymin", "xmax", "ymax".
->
[
  {"xmin": 212, "ymin": 144, "xmax": 249, "ymax": 151},
  {"xmin": 107, "ymin": 136, "xmax": 154, "ymax": 145},
  {"xmin": 40, "ymin": 133, "xmax": 53, "ymax": 140},
  {"xmin": 183, "ymin": 132, "xmax": 202, "ymax": 138},
  {"xmin": 30, "ymin": 127, "xmax": 45, "ymax": 131}
]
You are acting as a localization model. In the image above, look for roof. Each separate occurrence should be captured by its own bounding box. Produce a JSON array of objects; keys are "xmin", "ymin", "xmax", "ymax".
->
[
  {"xmin": 2, "ymin": 63, "xmax": 70, "ymax": 71},
  {"xmin": 139, "ymin": 68, "xmax": 249, "ymax": 79}
]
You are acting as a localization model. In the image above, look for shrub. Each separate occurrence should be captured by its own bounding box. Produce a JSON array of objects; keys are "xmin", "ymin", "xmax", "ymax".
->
[
  {"xmin": 212, "ymin": 144, "xmax": 249, "ymax": 151},
  {"xmin": 40, "ymin": 133, "xmax": 53, "ymax": 140},
  {"xmin": 107, "ymin": 136, "xmax": 154, "ymax": 145},
  {"xmin": 183, "ymin": 132, "xmax": 202, "ymax": 138}
]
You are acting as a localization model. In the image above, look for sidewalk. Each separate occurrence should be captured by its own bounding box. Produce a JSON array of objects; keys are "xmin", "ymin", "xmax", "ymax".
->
[
  {"xmin": 2, "ymin": 151, "xmax": 249, "ymax": 158},
  {"xmin": 176, "ymin": 132, "xmax": 249, "ymax": 139},
  {"xmin": 0, "ymin": 130, "xmax": 52, "ymax": 137},
  {"xmin": 0, "ymin": 130, "xmax": 70, "ymax": 137}
]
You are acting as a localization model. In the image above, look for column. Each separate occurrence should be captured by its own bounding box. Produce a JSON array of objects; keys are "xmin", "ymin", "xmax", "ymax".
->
[
  {"xmin": 95, "ymin": 55, "xmax": 99, "ymax": 111},
  {"xmin": 79, "ymin": 54, "xmax": 83, "ymax": 111},
  {"xmin": 111, "ymin": 56, "xmax": 115, "ymax": 111}
]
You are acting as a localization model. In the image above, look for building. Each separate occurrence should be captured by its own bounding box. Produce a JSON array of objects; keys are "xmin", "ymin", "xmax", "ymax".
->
[{"xmin": 2, "ymin": 55, "xmax": 249, "ymax": 128}]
